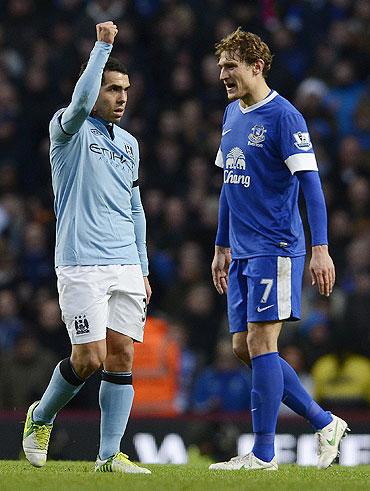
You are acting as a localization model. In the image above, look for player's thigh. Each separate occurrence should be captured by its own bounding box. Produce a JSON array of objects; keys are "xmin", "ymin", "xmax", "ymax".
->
[
  {"xmin": 246, "ymin": 255, "xmax": 305, "ymax": 323},
  {"xmin": 108, "ymin": 264, "xmax": 147, "ymax": 343},
  {"xmin": 227, "ymin": 259, "xmax": 248, "ymax": 334},
  {"xmin": 56, "ymin": 265, "xmax": 111, "ymax": 345}
]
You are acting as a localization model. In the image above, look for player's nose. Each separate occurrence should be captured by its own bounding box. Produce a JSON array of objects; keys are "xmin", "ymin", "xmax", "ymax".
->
[
  {"xmin": 220, "ymin": 67, "xmax": 227, "ymax": 80},
  {"xmin": 117, "ymin": 91, "xmax": 126, "ymax": 103}
]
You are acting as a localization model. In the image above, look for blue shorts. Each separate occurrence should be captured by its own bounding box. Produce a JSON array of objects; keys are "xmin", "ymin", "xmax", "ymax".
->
[{"xmin": 227, "ymin": 255, "xmax": 305, "ymax": 333}]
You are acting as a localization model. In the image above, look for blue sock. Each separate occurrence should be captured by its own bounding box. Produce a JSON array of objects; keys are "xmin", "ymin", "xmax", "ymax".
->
[
  {"xmin": 33, "ymin": 358, "xmax": 84, "ymax": 424},
  {"xmin": 280, "ymin": 357, "xmax": 332, "ymax": 430},
  {"xmin": 98, "ymin": 371, "xmax": 134, "ymax": 460},
  {"xmin": 251, "ymin": 352, "xmax": 283, "ymax": 462}
]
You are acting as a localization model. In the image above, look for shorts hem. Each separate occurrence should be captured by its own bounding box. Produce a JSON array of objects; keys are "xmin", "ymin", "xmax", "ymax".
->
[
  {"xmin": 246, "ymin": 317, "xmax": 282, "ymax": 323},
  {"xmin": 108, "ymin": 325, "xmax": 144, "ymax": 343},
  {"xmin": 245, "ymin": 314, "xmax": 301, "ymax": 323},
  {"xmin": 70, "ymin": 333, "xmax": 107, "ymax": 345},
  {"xmin": 231, "ymin": 252, "xmax": 306, "ymax": 260},
  {"xmin": 230, "ymin": 326, "xmax": 247, "ymax": 334}
]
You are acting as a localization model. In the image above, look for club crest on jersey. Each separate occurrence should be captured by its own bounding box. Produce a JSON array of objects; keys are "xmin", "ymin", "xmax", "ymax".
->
[
  {"xmin": 248, "ymin": 124, "xmax": 266, "ymax": 147},
  {"xmin": 225, "ymin": 147, "xmax": 246, "ymax": 169},
  {"xmin": 124, "ymin": 144, "xmax": 134, "ymax": 159},
  {"xmin": 293, "ymin": 132, "xmax": 312, "ymax": 151}
]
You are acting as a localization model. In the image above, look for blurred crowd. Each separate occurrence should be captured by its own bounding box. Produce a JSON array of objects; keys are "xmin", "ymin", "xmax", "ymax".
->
[{"xmin": 0, "ymin": 0, "xmax": 370, "ymax": 415}]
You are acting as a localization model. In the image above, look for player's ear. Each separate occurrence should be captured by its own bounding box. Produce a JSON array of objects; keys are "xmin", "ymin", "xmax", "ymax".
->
[{"xmin": 253, "ymin": 59, "xmax": 265, "ymax": 75}]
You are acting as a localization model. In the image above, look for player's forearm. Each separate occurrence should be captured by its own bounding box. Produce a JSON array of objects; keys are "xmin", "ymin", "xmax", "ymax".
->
[
  {"xmin": 131, "ymin": 186, "xmax": 149, "ymax": 276},
  {"xmin": 215, "ymin": 184, "xmax": 230, "ymax": 247},
  {"xmin": 61, "ymin": 41, "xmax": 112, "ymax": 134},
  {"xmin": 296, "ymin": 170, "xmax": 328, "ymax": 246}
]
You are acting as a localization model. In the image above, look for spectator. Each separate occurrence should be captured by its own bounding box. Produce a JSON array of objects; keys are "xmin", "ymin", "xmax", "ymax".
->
[
  {"xmin": 34, "ymin": 298, "xmax": 70, "ymax": 359},
  {"xmin": 0, "ymin": 289, "xmax": 24, "ymax": 352},
  {"xmin": 132, "ymin": 316, "xmax": 181, "ymax": 416},
  {"xmin": 0, "ymin": 334, "xmax": 57, "ymax": 409},
  {"xmin": 191, "ymin": 338, "xmax": 251, "ymax": 413}
]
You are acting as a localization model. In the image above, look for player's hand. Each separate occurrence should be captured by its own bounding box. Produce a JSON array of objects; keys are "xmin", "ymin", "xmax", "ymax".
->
[
  {"xmin": 96, "ymin": 21, "xmax": 118, "ymax": 45},
  {"xmin": 144, "ymin": 276, "xmax": 152, "ymax": 304},
  {"xmin": 211, "ymin": 246, "xmax": 232, "ymax": 295},
  {"xmin": 310, "ymin": 245, "xmax": 335, "ymax": 297}
]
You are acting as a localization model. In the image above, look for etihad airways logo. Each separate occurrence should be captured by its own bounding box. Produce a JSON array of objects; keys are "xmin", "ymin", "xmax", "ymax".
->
[
  {"xmin": 89, "ymin": 143, "xmax": 134, "ymax": 171},
  {"xmin": 224, "ymin": 147, "xmax": 250, "ymax": 188}
]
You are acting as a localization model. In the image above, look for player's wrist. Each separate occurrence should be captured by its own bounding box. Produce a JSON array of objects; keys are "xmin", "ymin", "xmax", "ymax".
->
[
  {"xmin": 215, "ymin": 245, "xmax": 231, "ymax": 254},
  {"xmin": 95, "ymin": 40, "xmax": 113, "ymax": 47},
  {"xmin": 311, "ymin": 244, "xmax": 329, "ymax": 256},
  {"xmin": 312, "ymin": 244, "xmax": 328, "ymax": 251}
]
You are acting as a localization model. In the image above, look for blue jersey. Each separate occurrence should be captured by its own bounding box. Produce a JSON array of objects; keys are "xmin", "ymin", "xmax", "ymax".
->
[
  {"xmin": 215, "ymin": 90, "xmax": 318, "ymax": 259},
  {"xmin": 49, "ymin": 42, "xmax": 148, "ymax": 274}
]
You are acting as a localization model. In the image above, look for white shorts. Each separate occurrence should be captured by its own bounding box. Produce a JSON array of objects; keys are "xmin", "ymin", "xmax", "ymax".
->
[{"xmin": 56, "ymin": 264, "xmax": 147, "ymax": 345}]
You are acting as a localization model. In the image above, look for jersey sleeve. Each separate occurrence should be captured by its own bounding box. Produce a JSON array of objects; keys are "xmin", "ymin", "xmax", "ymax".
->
[
  {"xmin": 279, "ymin": 112, "xmax": 318, "ymax": 175},
  {"xmin": 132, "ymin": 138, "xmax": 140, "ymax": 182},
  {"xmin": 215, "ymin": 147, "xmax": 224, "ymax": 168},
  {"xmin": 49, "ymin": 41, "xmax": 112, "ymax": 143},
  {"xmin": 215, "ymin": 105, "xmax": 232, "ymax": 168},
  {"xmin": 296, "ymin": 171, "xmax": 328, "ymax": 246},
  {"xmin": 49, "ymin": 108, "xmax": 69, "ymax": 144}
]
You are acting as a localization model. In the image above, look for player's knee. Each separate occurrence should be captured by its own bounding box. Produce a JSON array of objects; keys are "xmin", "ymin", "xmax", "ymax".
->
[
  {"xmin": 232, "ymin": 343, "xmax": 251, "ymax": 365},
  {"xmin": 105, "ymin": 342, "xmax": 134, "ymax": 371},
  {"xmin": 246, "ymin": 334, "xmax": 258, "ymax": 357},
  {"xmin": 232, "ymin": 333, "xmax": 250, "ymax": 365},
  {"xmin": 86, "ymin": 354, "xmax": 105, "ymax": 373},
  {"xmin": 81, "ymin": 355, "xmax": 104, "ymax": 377},
  {"xmin": 71, "ymin": 348, "xmax": 106, "ymax": 378},
  {"xmin": 246, "ymin": 330, "xmax": 267, "ymax": 357},
  {"xmin": 247, "ymin": 330, "xmax": 277, "ymax": 358}
]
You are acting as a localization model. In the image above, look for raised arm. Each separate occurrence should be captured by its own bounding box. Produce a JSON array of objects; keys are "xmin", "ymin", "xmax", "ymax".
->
[{"xmin": 60, "ymin": 22, "xmax": 117, "ymax": 135}]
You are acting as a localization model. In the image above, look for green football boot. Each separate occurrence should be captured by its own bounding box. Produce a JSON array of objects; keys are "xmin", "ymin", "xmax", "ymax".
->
[
  {"xmin": 95, "ymin": 451, "xmax": 151, "ymax": 474},
  {"xmin": 22, "ymin": 401, "xmax": 53, "ymax": 467}
]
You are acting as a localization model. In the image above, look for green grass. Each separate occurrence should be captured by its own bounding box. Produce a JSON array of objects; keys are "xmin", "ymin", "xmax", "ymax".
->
[{"xmin": 1, "ymin": 461, "xmax": 370, "ymax": 491}]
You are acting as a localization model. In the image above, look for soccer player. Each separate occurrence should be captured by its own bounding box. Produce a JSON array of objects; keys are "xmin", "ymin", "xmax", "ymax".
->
[
  {"xmin": 22, "ymin": 22, "xmax": 151, "ymax": 474},
  {"xmin": 209, "ymin": 28, "xmax": 349, "ymax": 471}
]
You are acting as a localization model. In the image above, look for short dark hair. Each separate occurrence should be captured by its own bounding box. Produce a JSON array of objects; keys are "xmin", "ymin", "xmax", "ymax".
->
[{"xmin": 78, "ymin": 56, "xmax": 128, "ymax": 83}]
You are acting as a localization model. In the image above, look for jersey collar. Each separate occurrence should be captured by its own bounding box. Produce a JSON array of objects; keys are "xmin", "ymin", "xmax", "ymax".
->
[
  {"xmin": 88, "ymin": 115, "xmax": 115, "ymax": 139},
  {"xmin": 238, "ymin": 90, "xmax": 278, "ymax": 114}
]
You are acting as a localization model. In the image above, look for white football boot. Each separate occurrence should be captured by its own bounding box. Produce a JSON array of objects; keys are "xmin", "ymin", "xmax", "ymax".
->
[
  {"xmin": 316, "ymin": 414, "xmax": 350, "ymax": 468},
  {"xmin": 209, "ymin": 452, "xmax": 278, "ymax": 471}
]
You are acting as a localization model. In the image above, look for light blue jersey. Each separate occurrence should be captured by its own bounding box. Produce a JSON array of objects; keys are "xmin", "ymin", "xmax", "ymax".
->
[{"xmin": 49, "ymin": 41, "xmax": 148, "ymax": 275}]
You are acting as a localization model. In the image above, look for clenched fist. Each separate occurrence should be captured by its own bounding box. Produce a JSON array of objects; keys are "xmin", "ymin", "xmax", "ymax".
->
[{"xmin": 96, "ymin": 21, "xmax": 118, "ymax": 45}]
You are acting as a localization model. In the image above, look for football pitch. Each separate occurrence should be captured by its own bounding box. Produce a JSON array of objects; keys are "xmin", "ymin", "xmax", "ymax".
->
[{"xmin": 1, "ymin": 461, "xmax": 370, "ymax": 491}]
